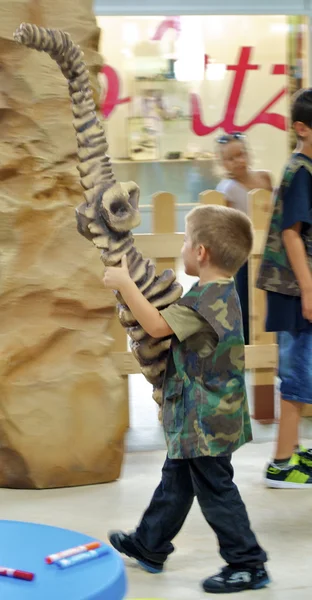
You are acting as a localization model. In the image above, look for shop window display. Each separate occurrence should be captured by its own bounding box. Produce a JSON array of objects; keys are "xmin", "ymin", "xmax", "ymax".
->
[{"xmin": 96, "ymin": 15, "xmax": 308, "ymax": 217}]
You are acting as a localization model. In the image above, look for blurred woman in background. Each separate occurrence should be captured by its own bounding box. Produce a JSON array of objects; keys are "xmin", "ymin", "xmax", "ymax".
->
[{"xmin": 216, "ymin": 133, "xmax": 273, "ymax": 344}]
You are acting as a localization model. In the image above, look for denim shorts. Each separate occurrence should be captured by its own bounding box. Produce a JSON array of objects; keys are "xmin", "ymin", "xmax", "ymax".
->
[{"xmin": 278, "ymin": 325, "xmax": 312, "ymax": 404}]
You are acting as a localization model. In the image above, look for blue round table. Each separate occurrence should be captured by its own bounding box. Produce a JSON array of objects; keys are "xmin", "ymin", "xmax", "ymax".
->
[{"xmin": 0, "ymin": 521, "xmax": 127, "ymax": 600}]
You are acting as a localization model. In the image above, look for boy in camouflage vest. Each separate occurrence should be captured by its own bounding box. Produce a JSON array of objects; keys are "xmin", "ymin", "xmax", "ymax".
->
[
  {"xmin": 257, "ymin": 88, "xmax": 312, "ymax": 489},
  {"xmin": 103, "ymin": 204, "xmax": 269, "ymax": 594}
]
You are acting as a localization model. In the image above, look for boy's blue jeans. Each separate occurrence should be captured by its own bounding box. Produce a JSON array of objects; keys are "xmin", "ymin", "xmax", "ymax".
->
[{"xmin": 278, "ymin": 324, "xmax": 312, "ymax": 404}]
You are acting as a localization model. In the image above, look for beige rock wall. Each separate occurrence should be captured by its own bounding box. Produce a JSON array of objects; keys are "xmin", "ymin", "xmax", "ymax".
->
[{"xmin": 0, "ymin": 0, "xmax": 128, "ymax": 488}]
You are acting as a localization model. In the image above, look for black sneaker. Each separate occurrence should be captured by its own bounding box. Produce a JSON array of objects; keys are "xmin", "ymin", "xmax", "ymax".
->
[
  {"xmin": 108, "ymin": 530, "xmax": 164, "ymax": 574},
  {"xmin": 202, "ymin": 565, "xmax": 270, "ymax": 594}
]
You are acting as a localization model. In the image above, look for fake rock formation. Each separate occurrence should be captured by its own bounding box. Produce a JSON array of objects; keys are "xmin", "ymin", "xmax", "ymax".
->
[{"xmin": 0, "ymin": 1, "xmax": 127, "ymax": 488}]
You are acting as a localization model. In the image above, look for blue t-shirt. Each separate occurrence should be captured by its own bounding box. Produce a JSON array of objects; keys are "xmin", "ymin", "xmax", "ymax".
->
[{"xmin": 266, "ymin": 155, "xmax": 312, "ymax": 332}]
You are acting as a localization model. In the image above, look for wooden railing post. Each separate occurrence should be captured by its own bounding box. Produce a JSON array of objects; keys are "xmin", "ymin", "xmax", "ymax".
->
[
  {"xmin": 199, "ymin": 190, "xmax": 226, "ymax": 205},
  {"xmin": 152, "ymin": 192, "xmax": 176, "ymax": 274},
  {"xmin": 248, "ymin": 190, "xmax": 276, "ymax": 422}
]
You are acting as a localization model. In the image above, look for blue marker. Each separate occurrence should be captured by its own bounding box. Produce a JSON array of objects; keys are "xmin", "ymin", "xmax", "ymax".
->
[{"xmin": 56, "ymin": 546, "xmax": 110, "ymax": 569}]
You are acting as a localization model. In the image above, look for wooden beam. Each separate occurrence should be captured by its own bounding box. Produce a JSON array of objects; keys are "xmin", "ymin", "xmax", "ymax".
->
[
  {"xmin": 253, "ymin": 229, "xmax": 266, "ymax": 255},
  {"xmin": 248, "ymin": 190, "xmax": 276, "ymax": 422},
  {"xmin": 134, "ymin": 233, "xmax": 183, "ymax": 258},
  {"xmin": 133, "ymin": 230, "xmax": 266, "ymax": 259},
  {"xmin": 112, "ymin": 344, "xmax": 278, "ymax": 376},
  {"xmin": 152, "ymin": 192, "xmax": 176, "ymax": 274}
]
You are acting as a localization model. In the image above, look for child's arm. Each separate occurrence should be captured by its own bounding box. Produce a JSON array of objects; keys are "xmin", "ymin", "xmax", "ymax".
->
[
  {"xmin": 261, "ymin": 170, "xmax": 274, "ymax": 192},
  {"xmin": 282, "ymin": 222, "xmax": 312, "ymax": 321},
  {"xmin": 216, "ymin": 180, "xmax": 233, "ymax": 208},
  {"xmin": 103, "ymin": 256, "xmax": 174, "ymax": 338}
]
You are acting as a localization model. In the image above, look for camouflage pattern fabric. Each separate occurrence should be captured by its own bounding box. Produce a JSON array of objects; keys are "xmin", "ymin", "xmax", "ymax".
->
[
  {"xmin": 257, "ymin": 154, "xmax": 312, "ymax": 296},
  {"xmin": 162, "ymin": 280, "xmax": 252, "ymax": 459}
]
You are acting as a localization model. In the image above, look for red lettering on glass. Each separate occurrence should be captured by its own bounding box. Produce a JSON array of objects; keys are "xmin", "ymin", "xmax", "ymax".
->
[
  {"xmin": 271, "ymin": 64, "xmax": 287, "ymax": 75},
  {"xmin": 100, "ymin": 65, "xmax": 131, "ymax": 119},
  {"xmin": 191, "ymin": 47, "xmax": 287, "ymax": 135},
  {"xmin": 99, "ymin": 47, "xmax": 287, "ymax": 134},
  {"xmin": 151, "ymin": 16, "xmax": 181, "ymax": 41}
]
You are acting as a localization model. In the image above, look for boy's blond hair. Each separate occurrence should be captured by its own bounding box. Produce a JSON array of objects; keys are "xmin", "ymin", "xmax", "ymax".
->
[{"xmin": 186, "ymin": 204, "xmax": 253, "ymax": 275}]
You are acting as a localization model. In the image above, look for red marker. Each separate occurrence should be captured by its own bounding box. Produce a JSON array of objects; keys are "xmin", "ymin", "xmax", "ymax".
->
[
  {"xmin": 0, "ymin": 567, "xmax": 34, "ymax": 581},
  {"xmin": 45, "ymin": 541, "xmax": 101, "ymax": 564}
]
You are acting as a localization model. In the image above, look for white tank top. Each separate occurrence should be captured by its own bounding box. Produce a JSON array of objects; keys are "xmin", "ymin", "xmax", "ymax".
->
[{"xmin": 216, "ymin": 179, "xmax": 248, "ymax": 214}]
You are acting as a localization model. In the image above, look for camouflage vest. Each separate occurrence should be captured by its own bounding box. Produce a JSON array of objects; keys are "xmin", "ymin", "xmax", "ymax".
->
[
  {"xmin": 257, "ymin": 154, "xmax": 312, "ymax": 296},
  {"xmin": 162, "ymin": 280, "xmax": 252, "ymax": 459}
]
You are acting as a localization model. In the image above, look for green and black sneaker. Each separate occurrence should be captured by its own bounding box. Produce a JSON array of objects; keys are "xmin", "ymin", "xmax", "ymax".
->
[
  {"xmin": 291, "ymin": 445, "xmax": 312, "ymax": 470},
  {"xmin": 265, "ymin": 462, "xmax": 312, "ymax": 489}
]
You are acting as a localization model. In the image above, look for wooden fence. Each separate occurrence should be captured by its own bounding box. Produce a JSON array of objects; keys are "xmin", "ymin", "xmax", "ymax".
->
[{"xmin": 109, "ymin": 189, "xmax": 312, "ymax": 424}]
